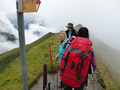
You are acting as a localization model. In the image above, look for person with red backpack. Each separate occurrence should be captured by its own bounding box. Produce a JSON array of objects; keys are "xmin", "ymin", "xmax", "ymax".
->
[{"xmin": 60, "ymin": 27, "xmax": 96, "ymax": 90}]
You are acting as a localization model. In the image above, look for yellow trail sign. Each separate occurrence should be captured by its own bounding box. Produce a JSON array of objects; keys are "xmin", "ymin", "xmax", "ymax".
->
[{"xmin": 22, "ymin": 0, "xmax": 41, "ymax": 12}]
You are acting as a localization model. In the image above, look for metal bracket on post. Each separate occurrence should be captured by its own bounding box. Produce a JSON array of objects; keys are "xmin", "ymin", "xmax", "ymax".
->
[{"xmin": 16, "ymin": 0, "xmax": 22, "ymax": 12}]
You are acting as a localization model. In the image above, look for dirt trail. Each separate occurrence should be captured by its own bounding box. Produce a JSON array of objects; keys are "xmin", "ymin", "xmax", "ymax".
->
[{"xmin": 30, "ymin": 72, "xmax": 104, "ymax": 90}]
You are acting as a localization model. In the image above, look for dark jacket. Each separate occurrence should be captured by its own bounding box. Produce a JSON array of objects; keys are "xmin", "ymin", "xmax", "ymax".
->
[{"xmin": 65, "ymin": 29, "xmax": 76, "ymax": 38}]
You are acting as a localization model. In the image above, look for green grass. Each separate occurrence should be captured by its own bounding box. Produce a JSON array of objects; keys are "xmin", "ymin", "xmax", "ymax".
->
[
  {"xmin": 0, "ymin": 32, "xmax": 60, "ymax": 90},
  {"xmin": 0, "ymin": 32, "xmax": 54, "ymax": 74},
  {"xmin": 95, "ymin": 53, "xmax": 119, "ymax": 90}
]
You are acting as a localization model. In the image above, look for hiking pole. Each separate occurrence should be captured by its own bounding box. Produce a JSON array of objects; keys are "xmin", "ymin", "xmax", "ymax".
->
[
  {"xmin": 56, "ymin": 59, "xmax": 63, "ymax": 90},
  {"xmin": 48, "ymin": 81, "xmax": 51, "ymax": 90},
  {"xmin": 56, "ymin": 59, "xmax": 59, "ymax": 90}
]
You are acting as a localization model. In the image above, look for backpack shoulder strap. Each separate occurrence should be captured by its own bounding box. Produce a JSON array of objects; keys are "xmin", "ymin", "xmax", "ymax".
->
[
  {"xmin": 61, "ymin": 47, "xmax": 71, "ymax": 73},
  {"xmin": 63, "ymin": 38, "xmax": 70, "ymax": 49}
]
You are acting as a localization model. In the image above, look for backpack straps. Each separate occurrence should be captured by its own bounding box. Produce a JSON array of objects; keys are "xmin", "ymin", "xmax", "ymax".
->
[
  {"xmin": 63, "ymin": 42, "xmax": 69, "ymax": 49},
  {"xmin": 61, "ymin": 47, "xmax": 71, "ymax": 73},
  {"xmin": 76, "ymin": 54, "xmax": 86, "ymax": 80},
  {"xmin": 76, "ymin": 49, "xmax": 93, "ymax": 80},
  {"xmin": 63, "ymin": 37, "xmax": 75, "ymax": 49},
  {"xmin": 70, "ymin": 48, "xmax": 84, "ymax": 55}
]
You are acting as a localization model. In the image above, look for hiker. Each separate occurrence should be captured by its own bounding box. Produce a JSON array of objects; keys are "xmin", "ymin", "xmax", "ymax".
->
[
  {"xmin": 77, "ymin": 27, "xmax": 96, "ymax": 88},
  {"xmin": 56, "ymin": 31, "xmax": 69, "ymax": 61},
  {"xmin": 55, "ymin": 31, "xmax": 70, "ymax": 88},
  {"xmin": 65, "ymin": 23, "xmax": 76, "ymax": 38},
  {"xmin": 60, "ymin": 27, "xmax": 96, "ymax": 90}
]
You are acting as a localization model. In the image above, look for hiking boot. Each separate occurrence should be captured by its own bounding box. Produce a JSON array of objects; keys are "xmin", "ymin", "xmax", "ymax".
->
[{"xmin": 59, "ymin": 81, "xmax": 64, "ymax": 88}]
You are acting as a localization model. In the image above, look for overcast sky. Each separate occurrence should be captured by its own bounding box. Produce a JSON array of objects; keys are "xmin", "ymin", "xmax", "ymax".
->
[{"xmin": 0, "ymin": 0, "xmax": 120, "ymax": 50}]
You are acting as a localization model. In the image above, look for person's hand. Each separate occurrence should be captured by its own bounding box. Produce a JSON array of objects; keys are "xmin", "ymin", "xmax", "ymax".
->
[{"xmin": 56, "ymin": 54, "xmax": 60, "ymax": 60}]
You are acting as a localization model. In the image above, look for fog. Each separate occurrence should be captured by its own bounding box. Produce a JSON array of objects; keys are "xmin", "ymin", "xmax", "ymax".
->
[
  {"xmin": 0, "ymin": 0, "xmax": 120, "ymax": 50},
  {"xmin": 39, "ymin": 0, "xmax": 120, "ymax": 51},
  {"xmin": 0, "ymin": 0, "xmax": 120, "ymax": 83}
]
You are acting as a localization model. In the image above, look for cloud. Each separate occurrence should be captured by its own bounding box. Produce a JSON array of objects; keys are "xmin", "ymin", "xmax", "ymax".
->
[
  {"xmin": 0, "ymin": 0, "xmax": 120, "ymax": 49},
  {"xmin": 0, "ymin": 0, "xmax": 120, "ymax": 50},
  {"xmin": 0, "ymin": 39, "xmax": 19, "ymax": 54},
  {"xmin": 0, "ymin": 0, "xmax": 16, "ymax": 15},
  {"xmin": 37, "ymin": 0, "xmax": 120, "ymax": 50},
  {"xmin": 0, "ymin": 13, "xmax": 57, "ymax": 54},
  {"xmin": 24, "ymin": 21, "xmax": 57, "ymax": 44}
]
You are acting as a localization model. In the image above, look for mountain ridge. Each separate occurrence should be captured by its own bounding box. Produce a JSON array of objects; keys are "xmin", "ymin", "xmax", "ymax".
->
[{"xmin": 0, "ymin": 25, "xmax": 119, "ymax": 89}]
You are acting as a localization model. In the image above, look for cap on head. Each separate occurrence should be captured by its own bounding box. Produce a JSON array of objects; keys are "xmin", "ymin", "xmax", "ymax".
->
[{"xmin": 66, "ymin": 23, "xmax": 73, "ymax": 28}]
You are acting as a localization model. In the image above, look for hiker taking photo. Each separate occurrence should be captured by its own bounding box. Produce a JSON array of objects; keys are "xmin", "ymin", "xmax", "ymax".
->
[{"xmin": 60, "ymin": 27, "xmax": 96, "ymax": 90}]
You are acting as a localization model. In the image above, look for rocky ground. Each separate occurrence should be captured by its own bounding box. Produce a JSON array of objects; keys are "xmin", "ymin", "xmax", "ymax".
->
[{"xmin": 30, "ymin": 71, "xmax": 104, "ymax": 90}]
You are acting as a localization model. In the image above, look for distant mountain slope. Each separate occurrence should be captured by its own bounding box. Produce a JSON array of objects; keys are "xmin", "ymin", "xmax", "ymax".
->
[
  {"xmin": 74, "ymin": 24, "xmax": 83, "ymax": 31},
  {"xmin": 91, "ymin": 35, "xmax": 120, "ymax": 89},
  {"xmin": 91, "ymin": 35, "xmax": 120, "ymax": 76},
  {"xmin": 0, "ymin": 31, "xmax": 17, "ymax": 42}
]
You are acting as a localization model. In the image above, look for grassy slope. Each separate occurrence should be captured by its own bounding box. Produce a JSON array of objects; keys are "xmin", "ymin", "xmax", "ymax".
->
[
  {"xmin": 0, "ymin": 32, "xmax": 54, "ymax": 74},
  {"xmin": 92, "ymin": 36, "xmax": 120, "ymax": 90},
  {"xmin": 0, "ymin": 32, "xmax": 59, "ymax": 90},
  {"xmin": 95, "ymin": 52, "xmax": 118, "ymax": 90},
  {"xmin": 0, "ymin": 31, "xmax": 119, "ymax": 90}
]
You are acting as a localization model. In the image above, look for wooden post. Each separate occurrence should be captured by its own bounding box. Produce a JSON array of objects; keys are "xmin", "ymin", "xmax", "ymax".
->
[
  {"xmin": 49, "ymin": 43, "xmax": 53, "ymax": 66},
  {"xmin": 43, "ymin": 64, "xmax": 47, "ymax": 90}
]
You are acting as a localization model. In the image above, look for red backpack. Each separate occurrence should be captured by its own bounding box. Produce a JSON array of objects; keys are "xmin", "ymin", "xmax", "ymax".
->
[{"xmin": 60, "ymin": 37, "xmax": 92, "ymax": 88}]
